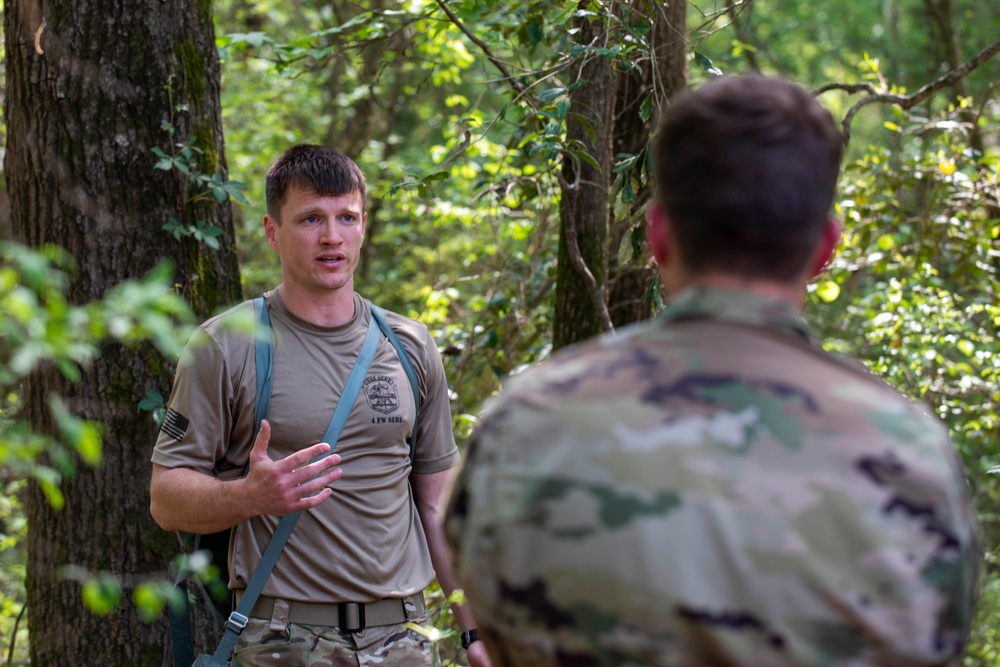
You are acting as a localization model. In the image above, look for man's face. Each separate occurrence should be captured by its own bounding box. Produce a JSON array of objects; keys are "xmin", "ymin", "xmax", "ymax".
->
[{"xmin": 263, "ymin": 184, "xmax": 367, "ymax": 298}]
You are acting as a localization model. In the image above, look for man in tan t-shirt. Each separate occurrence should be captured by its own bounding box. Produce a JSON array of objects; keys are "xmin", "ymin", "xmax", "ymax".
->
[{"xmin": 150, "ymin": 145, "xmax": 491, "ymax": 667}]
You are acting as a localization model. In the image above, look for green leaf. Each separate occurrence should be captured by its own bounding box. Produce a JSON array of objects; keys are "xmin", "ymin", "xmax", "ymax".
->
[
  {"xmin": 639, "ymin": 93, "xmax": 653, "ymax": 122},
  {"xmin": 816, "ymin": 280, "xmax": 841, "ymax": 303},
  {"xmin": 227, "ymin": 31, "xmax": 269, "ymax": 49},
  {"xmin": 526, "ymin": 19, "xmax": 544, "ymax": 45},
  {"xmin": 568, "ymin": 149, "xmax": 600, "ymax": 171},
  {"xmin": 694, "ymin": 51, "xmax": 723, "ymax": 76},
  {"xmin": 76, "ymin": 422, "xmax": 102, "ymax": 466},
  {"xmin": 134, "ymin": 581, "xmax": 168, "ymax": 622},
  {"xmin": 609, "ymin": 173, "xmax": 625, "ymax": 202},
  {"xmin": 82, "ymin": 574, "xmax": 122, "ymax": 615},
  {"xmin": 537, "ymin": 87, "xmax": 567, "ymax": 103},
  {"xmin": 554, "ymin": 100, "xmax": 571, "ymax": 120},
  {"xmin": 618, "ymin": 227, "xmax": 634, "ymax": 265},
  {"xmin": 956, "ymin": 339, "xmax": 975, "ymax": 356},
  {"xmin": 622, "ymin": 180, "xmax": 635, "ymax": 203},
  {"xmin": 137, "ymin": 391, "xmax": 165, "ymax": 413},
  {"xmin": 34, "ymin": 468, "xmax": 65, "ymax": 510},
  {"xmin": 613, "ymin": 154, "xmax": 639, "ymax": 174}
]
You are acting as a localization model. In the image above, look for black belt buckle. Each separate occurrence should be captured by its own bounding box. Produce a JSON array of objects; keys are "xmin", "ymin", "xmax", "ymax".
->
[{"xmin": 339, "ymin": 602, "xmax": 366, "ymax": 632}]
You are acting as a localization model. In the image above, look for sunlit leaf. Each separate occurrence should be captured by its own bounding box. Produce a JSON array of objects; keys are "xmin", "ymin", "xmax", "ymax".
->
[
  {"xmin": 816, "ymin": 281, "xmax": 841, "ymax": 303},
  {"xmin": 82, "ymin": 574, "xmax": 121, "ymax": 615},
  {"xmin": 956, "ymin": 339, "xmax": 975, "ymax": 356}
]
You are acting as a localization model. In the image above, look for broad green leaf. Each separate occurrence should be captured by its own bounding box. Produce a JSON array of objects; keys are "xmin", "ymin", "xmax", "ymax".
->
[
  {"xmin": 618, "ymin": 227, "xmax": 634, "ymax": 265},
  {"xmin": 876, "ymin": 234, "xmax": 895, "ymax": 251},
  {"xmin": 816, "ymin": 281, "xmax": 841, "ymax": 303},
  {"xmin": 82, "ymin": 575, "xmax": 121, "ymax": 615}
]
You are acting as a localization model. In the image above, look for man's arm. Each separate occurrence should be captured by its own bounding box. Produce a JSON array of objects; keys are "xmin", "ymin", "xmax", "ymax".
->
[
  {"xmin": 150, "ymin": 419, "xmax": 344, "ymax": 533},
  {"xmin": 412, "ymin": 468, "xmax": 492, "ymax": 667}
]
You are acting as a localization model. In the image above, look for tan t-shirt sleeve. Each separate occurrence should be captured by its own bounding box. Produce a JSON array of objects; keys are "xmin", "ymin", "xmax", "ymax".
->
[
  {"xmin": 151, "ymin": 308, "xmax": 256, "ymax": 479},
  {"xmin": 391, "ymin": 313, "xmax": 460, "ymax": 474}
]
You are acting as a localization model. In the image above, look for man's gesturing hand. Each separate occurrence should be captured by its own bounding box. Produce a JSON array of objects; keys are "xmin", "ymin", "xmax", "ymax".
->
[{"xmin": 243, "ymin": 419, "xmax": 344, "ymax": 517}]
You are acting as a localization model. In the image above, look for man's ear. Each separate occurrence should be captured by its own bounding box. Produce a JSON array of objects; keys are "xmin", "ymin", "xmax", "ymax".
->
[
  {"xmin": 263, "ymin": 214, "xmax": 279, "ymax": 250},
  {"xmin": 645, "ymin": 201, "xmax": 671, "ymax": 266},
  {"xmin": 807, "ymin": 217, "xmax": 842, "ymax": 278}
]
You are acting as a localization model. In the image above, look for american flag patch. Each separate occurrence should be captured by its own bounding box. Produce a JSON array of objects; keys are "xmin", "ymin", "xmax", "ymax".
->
[{"xmin": 161, "ymin": 408, "xmax": 189, "ymax": 441}]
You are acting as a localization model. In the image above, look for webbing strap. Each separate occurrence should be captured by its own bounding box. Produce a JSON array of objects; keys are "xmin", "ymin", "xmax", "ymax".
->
[
  {"xmin": 252, "ymin": 297, "xmax": 272, "ymax": 438},
  {"xmin": 369, "ymin": 303, "xmax": 420, "ymax": 461},
  {"xmin": 206, "ymin": 307, "xmax": 381, "ymax": 666}
]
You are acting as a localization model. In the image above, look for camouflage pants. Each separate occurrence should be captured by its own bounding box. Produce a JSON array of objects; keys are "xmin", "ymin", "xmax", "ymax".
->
[{"xmin": 231, "ymin": 618, "xmax": 432, "ymax": 667}]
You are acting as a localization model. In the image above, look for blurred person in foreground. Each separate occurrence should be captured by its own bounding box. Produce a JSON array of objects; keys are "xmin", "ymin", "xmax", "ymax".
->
[{"xmin": 444, "ymin": 75, "xmax": 980, "ymax": 667}]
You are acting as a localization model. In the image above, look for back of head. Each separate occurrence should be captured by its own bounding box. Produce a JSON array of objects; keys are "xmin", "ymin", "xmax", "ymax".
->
[
  {"xmin": 655, "ymin": 75, "xmax": 843, "ymax": 281},
  {"xmin": 265, "ymin": 144, "xmax": 367, "ymax": 220}
]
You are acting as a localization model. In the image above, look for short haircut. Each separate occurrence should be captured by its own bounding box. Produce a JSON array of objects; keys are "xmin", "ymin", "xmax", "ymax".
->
[
  {"xmin": 654, "ymin": 75, "xmax": 844, "ymax": 281},
  {"xmin": 265, "ymin": 144, "xmax": 367, "ymax": 221}
]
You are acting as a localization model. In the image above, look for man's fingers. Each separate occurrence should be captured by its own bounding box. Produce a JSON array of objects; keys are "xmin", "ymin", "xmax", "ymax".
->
[
  {"xmin": 290, "ymin": 454, "xmax": 343, "ymax": 488},
  {"xmin": 295, "ymin": 465, "xmax": 344, "ymax": 506},
  {"xmin": 298, "ymin": 486, "xmax": 334, "ymax": 509},
  {"xmin": 280, "ymin": 442, "xmax": 334, "ymax": 472},
  {"xmin": 249, "ymin": 419, "xmax": 271, "ymax": 460}
]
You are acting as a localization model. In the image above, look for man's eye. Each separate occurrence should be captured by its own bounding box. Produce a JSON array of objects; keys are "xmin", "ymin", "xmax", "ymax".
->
[
  {"xmin": 305, "ymin": 215, "xmax": 320, "ymax": 224},
  {"xmin": 342, "ymin": 215, "xmax": 355, "ymax": 223}
]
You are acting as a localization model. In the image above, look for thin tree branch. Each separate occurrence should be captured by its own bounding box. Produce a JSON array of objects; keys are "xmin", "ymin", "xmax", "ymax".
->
[
  {"xmin": 830, "ymin": 37, "xmax": 1000, "ymax": 145},
  {"xmin": 434, "ymin": 0, "xmax": 527, "ymax": 97},
  {"xmin": 725, "ymin": 0, "xmax": 759, "ymax": 71},
  {"xmin": 812, "ymin": 82, "xmax": 878, "ymax": 96}
]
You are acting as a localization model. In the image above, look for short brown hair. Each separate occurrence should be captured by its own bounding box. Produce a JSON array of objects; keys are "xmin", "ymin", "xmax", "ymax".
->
[
  {"xmin": 654, "ymin": 75, "xmax": 843, "ymax": 281},
  {"xmin": 265, "ymin": 144, "xmax": 367, "ymax": 221}
]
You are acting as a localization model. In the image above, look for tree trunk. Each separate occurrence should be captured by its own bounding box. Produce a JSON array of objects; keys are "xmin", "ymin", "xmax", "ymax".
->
[
  {"xmin": 5, "ymin": 0, "xmax": 242, "ymax": 664},
  {"xmin": 608, "ymin": 0, "xmax": 688, "ymax": 326},
  {"xmin": 924, "ymin": 0, "xmax": 983, "ymax": 152},
  {"xmin": 553, "ymin": 6, "xmax": 615, "ymax": 350}
]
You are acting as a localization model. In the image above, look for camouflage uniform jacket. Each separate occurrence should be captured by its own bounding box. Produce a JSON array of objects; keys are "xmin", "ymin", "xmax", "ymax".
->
[{"xmin": 445, "ymin": 286, "xmax": 980, "ymax": 667}]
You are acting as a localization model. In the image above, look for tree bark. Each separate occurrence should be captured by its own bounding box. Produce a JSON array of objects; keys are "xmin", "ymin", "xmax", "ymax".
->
[
  {"xmin": 5, "ymin": 0, "xmax": 242, "ymax": 664},
  {"xmin": 553, "ymin": 5, "xmax": 615, "ymax": 350},
  {"xmin": 608, "ymin": 0, "xmax": 688, "ymax": 327}
]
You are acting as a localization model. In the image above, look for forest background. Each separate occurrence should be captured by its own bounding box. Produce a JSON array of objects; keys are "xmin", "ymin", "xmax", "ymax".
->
[{"xmin": 0, "ymin": 0, "xmax": 998, "ymax": 665}]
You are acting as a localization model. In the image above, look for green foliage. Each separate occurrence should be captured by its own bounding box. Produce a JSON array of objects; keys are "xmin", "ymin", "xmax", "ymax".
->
[
  {"xmin": 152, "ymin": 144, "xmax": 250, "ymax": 207},
  {"xmin": 801, "ymin": 95, "xmax": 999, "ymax": 664},
  {"xmin": 966, "ymin": 567, "xmax": 1000, "ymax": 667},
  {"xmin": 106, "ymin": 549, "xmax": 222, "ymax": 624},
  {"xmin": 810, "ymin": 103, "xmax": 999, "ymax": 484},
  {"xmin": 0, "ymin": 243, "xmax": 195, "ymax": 658},
  {"xmin": 0, "ymin": 245, "xmax": 194, "ymax": 484},
  {"xmin": 0, "ymin": 479, "xmax": 27, "ymax": 665},
  {"xmin": 163, "ymin": 217, "xmax": 226, "ymax": 250}
]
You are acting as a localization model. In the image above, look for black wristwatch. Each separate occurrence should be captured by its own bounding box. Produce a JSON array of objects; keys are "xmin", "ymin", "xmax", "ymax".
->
[{"xmin": 460, "ymin": 629, "xmax": 481, "ymax": 649}]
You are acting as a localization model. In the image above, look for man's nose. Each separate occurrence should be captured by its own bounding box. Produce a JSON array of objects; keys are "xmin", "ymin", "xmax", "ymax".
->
[{"xmin": 318, "ymin": 219, "xmax": 342, "ymax": 244}]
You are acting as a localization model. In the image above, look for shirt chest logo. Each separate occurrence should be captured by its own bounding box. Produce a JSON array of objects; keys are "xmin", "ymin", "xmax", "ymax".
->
[{"xmin": 363, "ymin": 375, "xmax": 400, "ymax": 415}]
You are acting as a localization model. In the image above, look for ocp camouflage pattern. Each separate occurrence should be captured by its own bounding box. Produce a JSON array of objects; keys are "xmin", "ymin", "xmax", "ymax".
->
[
  {"xmin": 446, "ymin": 286, "xmax": 980, "ymax": 667},
  {"xmin": 231, "ymin": 619, "xmax": 431, "ymax": 666}
]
